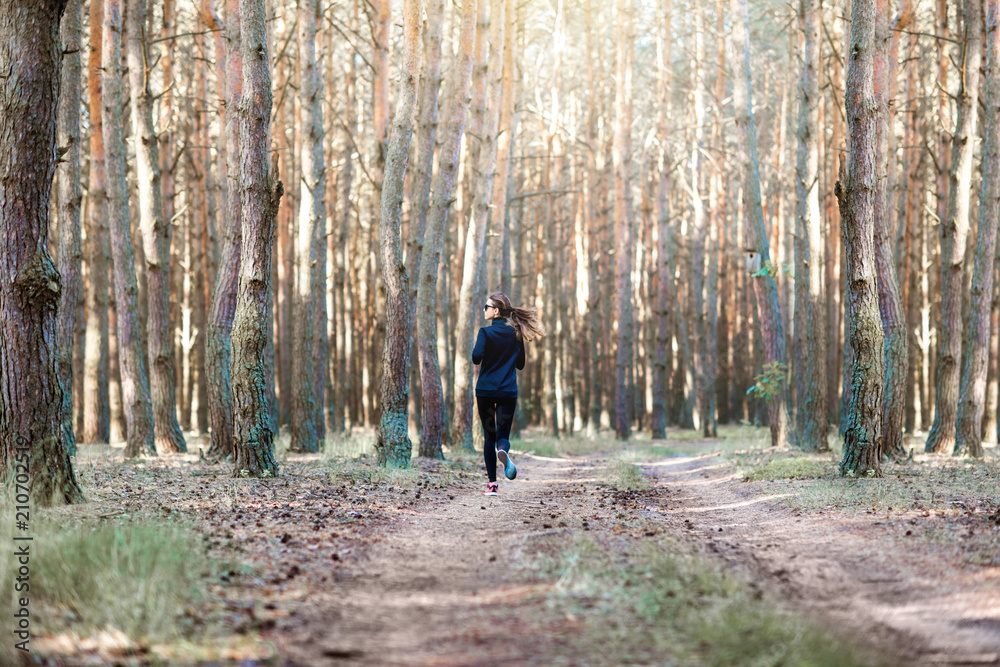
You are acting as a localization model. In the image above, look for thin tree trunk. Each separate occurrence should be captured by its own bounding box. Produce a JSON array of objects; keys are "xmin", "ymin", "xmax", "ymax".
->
[
  {"xmin": 57, "ymin": 0, "xmax": 83, "ymax": 455},
  {"xmin": 84, "ymin": 0, "xmax": 111, "ymax": 444},
  {"xmin": 0, "ymin": 0, "xmax": 85, "ymax": 505},
  {"xmin": 837, "ymin": 0, "xmax": 885, "ymax": 477},
  {"xmin": 612, "ymin": 0, "xmax": 635, "ymax": 440},
  {"xmin": 206, "ymin": 0, "xmax": 243, "ymax": 460},
  {"xmin": 796, "ymin": 0, "xmax": 830, "ymax": 451},
  {"xmin": 730, "ymin": 0, "xmax": 791, "ymax": 447},
  {"xmin": 871, "ymin": 0, "xmax": 907, "ymax": 460},
  {"xmin": 954, "ymin": 0, "xmax": 999, "ymax": 458},
  {"xmin": 926, "ymin": 0, "xmax": 982, "ymax": 453},
  {"xmin": 104, "ymin": 0, "xmax": 156, "ymax": 457},
  {"xmin": 417, "ymin": 0, "xmax": 477, "ymax": 458},
  {"xmin": 451, "ymin": 0, "xmax": 508, "ymax": 451},
  {"xmin": 290, "ymin": 0, "xmax": 324, "ymax": 453},
  {"xmin": 127, "ymin": 0, "xmax": 186, "ymax": 454},
  {"xmin": 377, "ymin": 0, "xmax": 421, "ymax": 467},
  {"xmin": 232, "ymin": 0, "xmax": 281, "ymax": 478}
]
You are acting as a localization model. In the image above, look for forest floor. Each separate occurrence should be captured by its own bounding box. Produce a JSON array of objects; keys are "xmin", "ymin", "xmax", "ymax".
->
[{"xmin": 6, "ymin": 426, "xmax": 1000, "ymax": 666}]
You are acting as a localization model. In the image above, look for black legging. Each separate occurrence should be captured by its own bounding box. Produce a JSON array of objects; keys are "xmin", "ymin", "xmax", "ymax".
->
[{"xmin": 477, "ymin": 397, "xmax": 517, "ymax": 482}]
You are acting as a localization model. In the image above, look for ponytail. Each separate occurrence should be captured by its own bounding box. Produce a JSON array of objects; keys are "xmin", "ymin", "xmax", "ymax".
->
[{"xmin": 487, "ymin": 291, "xmax": 546, "ymax": 342}]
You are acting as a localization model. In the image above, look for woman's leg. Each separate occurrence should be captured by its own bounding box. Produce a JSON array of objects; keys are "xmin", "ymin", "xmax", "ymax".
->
[
  {"xmin": 495, "ymin": 398, "xmax": 517, "ymax": 449},
  {"xmin": 476, "ymin": 397, "xmax": 499, "ymax": 482}
]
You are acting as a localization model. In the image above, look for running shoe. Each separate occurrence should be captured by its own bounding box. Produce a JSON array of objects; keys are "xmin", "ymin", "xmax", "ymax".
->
[
  {"xmin": 497, "ymin": 441, "xmax": 517, "ymax": 480},
  {"xmin": 484, "ymin": 482, "xmax": 499, "ymax": 496}
]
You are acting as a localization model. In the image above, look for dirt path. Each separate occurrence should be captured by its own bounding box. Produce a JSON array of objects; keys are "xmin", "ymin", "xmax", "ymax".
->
[
  {"xmin": 273, "ymin": 455, "xmax": 604, "ymax": 666},
  {"xmin": 266, "ymin": 446, "xmax": 1000, "ymax": 666},
  {"xmin": 641, "ymin": 452, "xmax": 1000, "ymax": 666}
]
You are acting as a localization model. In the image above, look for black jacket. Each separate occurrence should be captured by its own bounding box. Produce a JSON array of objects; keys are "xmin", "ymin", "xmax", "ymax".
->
[{"xmin": 472, "ymin": 318, "xmax": 526, "ymax": 398}]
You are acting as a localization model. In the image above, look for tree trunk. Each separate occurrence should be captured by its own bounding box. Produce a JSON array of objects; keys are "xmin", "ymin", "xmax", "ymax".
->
[
  {"xmin": 613, "ymin": 0, "xmax": 635, "ymax": 440},
  {"xmin": 290, "ymin": 0, "xmax": 324, "ymax": 453},
  {"xmin": 232, "ymin": 0, "xmax": 281, "ymax": 478},
  {"xmin": 127, "ymin": 0, "xmax": 186, "ymax": 454},
  {"xmin": 730, "ymin": 0, "xmax": 791, "ymax": 447},
  {"xmin": 870, "ymin": 0, "xmax": 907, "ymax": 460},
  {"xmin": 104, "ymin": 0, "xmax": 156, "ymax": 457},
  {"xmin": 451, "ymin": 0, "xmax": 508, "ymax": 451},
  {"xmin": 0, "ymin": 0, "xmax": 85, "ymax": 505},
  {"xmin": 954, "ymin": 0, "xmax": 999, "ymax": 458},
  {"xmin": 926, "ymin": 0, "xmax": 982, "ymax": 454},
  {"xmin": 83, "ymin": 0, "xmax": 110, "ymax": 444},
  {"xmin": 795, "ymin": 0, "xmax": 829, "ymax": 451},
  {"xmin": 417, "ymin": 0, "xmax": 477, "ymax": 458},
  {"xmin": 837, "ymin": 0, "xmax": 885, "ymax": 477},
  {"xmin": 377, "ymin": 0, "xmax": 421, "ymax": 468},
  {"xmin": 206, "ymin": 0, "xmax": 243, "ymax": 460},
  {"xmin": 56, "ymin": 0, "xmax": 83, "ymax": 456}
]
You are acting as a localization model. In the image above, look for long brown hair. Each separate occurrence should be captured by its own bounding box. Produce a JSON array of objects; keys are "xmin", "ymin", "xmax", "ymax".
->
[{"xmin": 487, "ymin": 292, "xmax": 546, "ymax": 342}]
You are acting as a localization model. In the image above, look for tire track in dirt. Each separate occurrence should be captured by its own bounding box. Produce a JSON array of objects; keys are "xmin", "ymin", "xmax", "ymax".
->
[{"xmin": 640, "ymin": 451, "xmax": 1000, "ymax": 667}]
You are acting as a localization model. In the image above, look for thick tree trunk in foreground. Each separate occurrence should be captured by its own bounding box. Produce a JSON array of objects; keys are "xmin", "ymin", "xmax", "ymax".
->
[
  {"xmin": 57, "ymin": 0, "xmax": 83, "ymax": 456},
  {"xmin": 0, "ymin": 0, "xmax": 85, "ymax": 505},
  {"xmin": 613, "ymin": 0, "xmax": 635, "ymax": 440},
  {"xmin": 83, "ymin": 0, "xmax": 110, "ymax": 444},
  {"xmin": 795, "ymin": 0, "xmax": 828, "ymax": 451},
  {"xmin": 451, "ymin": 0, "xmax": 508, "ymax": 451},
  {"xmin": 417, "ymin": 0, "xmax": 477, "ymax": 458},
  {"xmin": 730, "ymin": 0, "xmax": 790, "ymax": 447},
  {"xmin": 955, "ymin": 0, "xmax": 999, "ymax": 458},
  {"xmin": 377, "ymin": 0, "xmax": 422, "ymax": 468},
  {"xmin": 232, "ymin": 0, "xmax": 281, "ymax": 478},
  {"xmin": 926, "ymin": 0, "xmax": 982, "ymax": 454},
  {"xmin": 290, "ymin": 0, "xmax": 324, "ymax": 453},
  {"xmin": 104, "ymin": 0, "xmax": 155, "ymax": 457},
  {"xmin": 127, "ymin": 0, "xmax": 186, "ymax": 454},
  {"xmin": 207, "ymin": 0, "xmax": 243, "ymax": 460},
  {"xmin": 837, "ymin": 0, "xmax": 885, "ymax": 477}
]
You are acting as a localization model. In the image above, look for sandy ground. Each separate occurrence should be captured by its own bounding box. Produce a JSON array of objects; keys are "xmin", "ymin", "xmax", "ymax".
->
[
  {"xmin": 266, "ymin": 447, "xmax": 1000, "ymax": 666},
  {"xmin": 642, "ymin": 451, "xmax": 1000, "ymax": 666}
]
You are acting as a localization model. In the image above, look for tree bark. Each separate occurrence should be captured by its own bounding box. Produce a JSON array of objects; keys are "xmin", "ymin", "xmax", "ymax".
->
[
  {"xmin": 870, "ymin": 0, "xmax": 907, "ymax": 460},
  {"xmin": 926, "ymin": 0, "xmax": 982, "ymax": 454},
  {"xmin": 290, "ymin": 0, "xmax": 324, "ymax": 453},
  {"xmin": 837, "ymin": 0, "xmax": 885, "ymax": 477},
  {"xmin": 451, "ymin": 0, "xmax": 508, "ymax": 451},
  {"xmin": 377, "ymin": 0, "xmax": 422, "ymax": 468},
  {"xmin": 104, "ymin": 0, "xmax": 156, "ymax": 457},
  {"xmin": 232, "ymin": 0, "xmax": 282, "ymax": 478},
  {"xmin": 127, "ymin": 0, "xmax": 186, "ymax": 454},
  {"xmin": 954, "ymin": 0, "xmax": 999, "ymax": 458},
  {"xmin": 417, "ymin": 0, "xmax": 477, "ymax": 458},
  {"xmin": 0, "ymin": 0, "xmax": 85, "ymax": 505},
  {"xmin": 613, "ymin": 0, "xmax": 635, "ymax": 440},
  {"xmin": 730, "ymin": 0, "xmax": 791, "ymax": 447},
  {"xmin": 56, "ymin": 0, "xmax": 83, "ymax": 456},
  {"xmin": 795, "ymin": 0, "xmax": 829, "ymax": 452},
  {"xmin": 83, "ymin": 0, "xmax": 110, "ymax": 444},
  {"xmin": 206, "ymin": 0, "xmax": 243, "ymax": 460}
]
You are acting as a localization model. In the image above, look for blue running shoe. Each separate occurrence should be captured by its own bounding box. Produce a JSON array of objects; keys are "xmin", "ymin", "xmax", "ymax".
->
[{"xmin": 497, "ymin": 440, "xmax": 517, "ymax": 480}]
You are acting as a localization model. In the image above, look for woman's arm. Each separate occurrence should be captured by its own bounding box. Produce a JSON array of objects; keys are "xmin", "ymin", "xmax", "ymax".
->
[
  {"xmin": 515, "ymin": 338, "xmax": 526, "ymax": 370},
  {"xmin": 472, "ymin": 328, "xmax": 486, "ymax": 364}
]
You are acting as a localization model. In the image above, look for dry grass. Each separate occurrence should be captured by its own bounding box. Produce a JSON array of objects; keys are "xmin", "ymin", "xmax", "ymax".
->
[{"xmin": 526, "ymin": 525, "xmax": 879, "ymax": 666}]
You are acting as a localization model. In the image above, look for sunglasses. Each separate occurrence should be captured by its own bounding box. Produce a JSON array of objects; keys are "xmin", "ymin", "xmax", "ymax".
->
[{"xmin": 483, "ymin": 304, "xmax": 495, "ymax": 311}]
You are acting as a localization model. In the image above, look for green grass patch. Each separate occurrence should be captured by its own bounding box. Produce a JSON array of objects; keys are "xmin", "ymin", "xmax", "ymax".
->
[
  {"xmin": 528, "ymin": 530, "xmax": 878, "ymax": 666},
  {"xmin": 605, "ymin": 460, "xmax": 651, "ymax": 490},
  {"xmin": 744, "ymin": 457, "xmax": 833, "ymax": 482},
  {"xmin": 1, "ymin": 515, "xmax": 210, "ymax": 645}
]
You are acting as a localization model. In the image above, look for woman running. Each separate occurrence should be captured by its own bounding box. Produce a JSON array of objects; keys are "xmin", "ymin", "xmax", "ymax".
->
[{"xmin": 473, "ymin": 292, "xmax": 545, "ymax": 496}]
